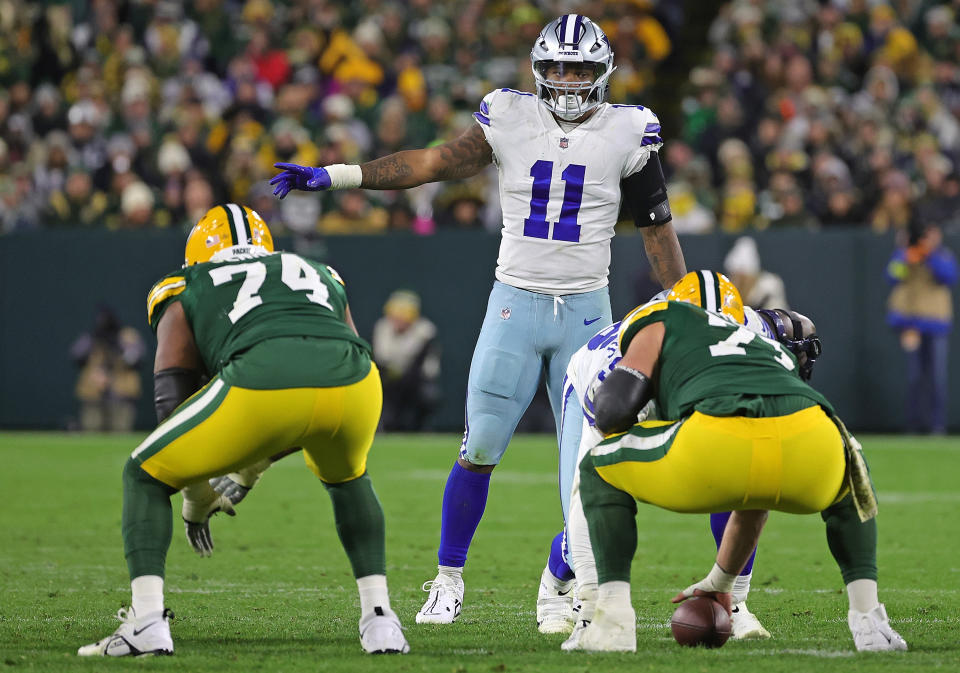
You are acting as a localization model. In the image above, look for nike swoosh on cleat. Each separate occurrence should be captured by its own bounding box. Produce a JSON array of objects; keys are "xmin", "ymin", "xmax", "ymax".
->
[
  {"xmin": 584, "ymin": 317, "xmax": 602, "ymax": 325},
  {"xmin": 557, "ymin": 588, "xmax": 572, "ymax": 596},
  {"xmin": 131, "ymin": 622, "xmax": 159, "ymax": 636}
]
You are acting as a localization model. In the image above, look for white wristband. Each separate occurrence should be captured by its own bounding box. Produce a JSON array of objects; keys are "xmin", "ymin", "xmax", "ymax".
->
[
  {"xmin": 704, "ymin": 562, "xmax": 738, "ymax": 593},
  {"xmin": 325, "ymin": 164, "xmax": 363, "ymax": 190}
]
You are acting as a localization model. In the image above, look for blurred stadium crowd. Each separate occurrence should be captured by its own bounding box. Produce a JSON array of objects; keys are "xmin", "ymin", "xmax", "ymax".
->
[{"xmin": 0, "ymin": 0, "xmax": 958, "ymax": 236}]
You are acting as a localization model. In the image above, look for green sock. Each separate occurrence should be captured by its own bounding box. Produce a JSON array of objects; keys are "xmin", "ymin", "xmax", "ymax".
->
[
  {"xmin": 580, "ymin": 454, "xmax": 637, "ymax": 584},
  {"xmin": 122, "ymin": 458, "xmax": 177, "ymax": 580},
  {"xmin": 821, "ymin": 492, "xmax": 878, "ymax": 585},
  {"xmin": 324, "ymin": 473, "xmax": 386, "ymax": 578}
]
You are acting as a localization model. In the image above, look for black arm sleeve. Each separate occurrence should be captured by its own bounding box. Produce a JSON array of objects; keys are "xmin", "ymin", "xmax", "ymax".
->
[
  {"xmin": 620, "ymin": 153, "xmax": 672, "ymax": 228},
  {"xmin": 594, "ymin": 366, "xmax": 653, "ymax": 435},
  {"xmin": 154, "ymin": 368, "xmax": 203, "ymax": 422}
]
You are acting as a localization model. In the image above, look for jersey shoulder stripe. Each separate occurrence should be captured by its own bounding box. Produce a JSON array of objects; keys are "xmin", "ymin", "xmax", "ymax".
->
[
  {"xmin": 325, "ymin": 265, "xmax": 346, "ymax": 286},
  {"xmin": 499, "ymin": 87, "xmax": 535, "ymax": 96},
  {"xmin": 608, "ymin": 104, "xmax": 662, "ymax": 148},
  {"xmin": 617, "ymin": 300, "xmax": 668, "ymax": 351},
  {"xmin": 147, "ymin": 276, "xmax": 186, "ymax": 324},
  {"xmin": 474, "ymin": 98, "xmax": 491, "ymax": 126}
]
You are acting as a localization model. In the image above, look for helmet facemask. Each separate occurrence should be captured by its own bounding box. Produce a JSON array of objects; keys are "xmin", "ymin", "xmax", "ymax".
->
[{"xmin": 531, "ymin": 15, "xmax": 615, "ymax": 122}]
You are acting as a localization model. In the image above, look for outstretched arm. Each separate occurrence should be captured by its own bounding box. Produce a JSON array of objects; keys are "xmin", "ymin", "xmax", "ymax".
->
[
  {"xmin": 272, "ymin": 125, "xmax": 493, "ymax": 197},
  {"xmin": 360, "ymin": 124, "xmax": 493, "ymax": 189}
]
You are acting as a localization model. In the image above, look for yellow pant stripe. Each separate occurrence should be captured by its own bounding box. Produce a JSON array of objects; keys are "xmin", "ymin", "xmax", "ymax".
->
[{"xmin": 132, "ymin": 378, "xmax": 227, "ymax": 461}]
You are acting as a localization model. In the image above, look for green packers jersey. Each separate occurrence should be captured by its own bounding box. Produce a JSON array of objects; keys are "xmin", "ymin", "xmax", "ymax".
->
[
  {"xmin": 146, "ymin": 251, "xmax": 371, "ymax": 388},
  {"xmin": 617, "ymin": 300, "xmax": 832, "ymax": 420}
]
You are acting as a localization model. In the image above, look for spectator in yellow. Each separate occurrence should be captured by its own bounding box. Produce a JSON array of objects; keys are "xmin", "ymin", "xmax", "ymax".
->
[{"xmin": 886, "ymin": 222, "xmax": 958, "ymax": 434}]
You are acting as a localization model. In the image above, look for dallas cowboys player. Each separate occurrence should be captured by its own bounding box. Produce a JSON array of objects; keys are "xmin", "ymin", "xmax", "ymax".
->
[
  {"xmin": 270, "ymin": 14, "xmax": 686, "ymax": 624},
  {"xmin": 539, "ymin": 273, "xmax": 798, "ymax": 641}
]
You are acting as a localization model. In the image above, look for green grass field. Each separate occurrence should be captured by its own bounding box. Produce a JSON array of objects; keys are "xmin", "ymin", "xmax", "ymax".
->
[{"xmin": 2, "ymin": 432, "xmax": 958, "ymax": 672}]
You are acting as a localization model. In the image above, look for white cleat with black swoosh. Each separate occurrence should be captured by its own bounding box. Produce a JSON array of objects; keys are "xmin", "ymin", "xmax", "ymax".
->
[
  {"xmin": 415, "ymin": 573, "xmax": 463, "ymax": 624},
  {"xmin": 78, "ymin": 607, "xmax": 173, "ymax": 657},
  {"xmin": 359, "ymin": 606, "xmax": 410, "ymax": 654}
]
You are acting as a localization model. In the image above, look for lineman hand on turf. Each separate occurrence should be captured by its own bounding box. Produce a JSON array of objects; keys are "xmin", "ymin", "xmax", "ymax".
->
[
  {"xmin": 182, "ymin": 491, "xmax": 236, "ymax": 557},
  {"xmin": 270, "ymin": 163, "xmax": 331, "ymax": 198}
]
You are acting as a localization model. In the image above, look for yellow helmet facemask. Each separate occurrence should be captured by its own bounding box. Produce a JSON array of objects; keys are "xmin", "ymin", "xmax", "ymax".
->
[
  {"xmin": 184, "ymin": 203, "xmax": 274, "ymax": 266},
  {"xmin": 668, "ymin": 270, "xmax": 745, "ymax": 324}
]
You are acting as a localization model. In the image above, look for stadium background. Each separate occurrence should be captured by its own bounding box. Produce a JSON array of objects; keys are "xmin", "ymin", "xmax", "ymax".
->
[{"xmin": 1, "ymin": 0, "xmax": 958, "ymax": 433}]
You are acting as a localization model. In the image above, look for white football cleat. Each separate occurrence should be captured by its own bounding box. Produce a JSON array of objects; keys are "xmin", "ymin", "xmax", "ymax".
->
[
  {"xmin": 566, "ymin": 603, "xmax": 635, "ymax": 652},
  {"xmin": 77, "ymin": 607, "xmax": 173, "ymax": 657},
  {"xmin": 730, "ymin": 601, "xmax": 771, "ymax": 640},
  {"xmin": 359, "ymin": 606, "xmax": 409, "ymax": 654},
  {"xmin": 536, "ymin": 565, "xmax": 575, "ymax": 634},
  {"xmin": 848, "ymin": 604, "xmax": 908, "ymax": 652},
  {"xmin": 415, "ymin": 573, "xmax": 463, "ymax": 624},
  {"xmin": 561, "ymin": 599, "xmax": 594, "ymax": 651}
]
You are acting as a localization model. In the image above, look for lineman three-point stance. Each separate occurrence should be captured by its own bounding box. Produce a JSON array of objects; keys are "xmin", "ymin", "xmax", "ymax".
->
[{"xmin": 77, "ymin": 204, "xmax": 409, "ymax": 656}]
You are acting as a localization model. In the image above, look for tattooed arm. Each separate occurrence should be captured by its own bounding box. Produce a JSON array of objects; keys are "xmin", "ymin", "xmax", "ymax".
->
[
  {"xmin": 360, "ymin": 124, "xmax": 494, "ymax": 189},
  {"xmin": 640, "ymin": 221, "xmax": 687, "ymax": 288}
]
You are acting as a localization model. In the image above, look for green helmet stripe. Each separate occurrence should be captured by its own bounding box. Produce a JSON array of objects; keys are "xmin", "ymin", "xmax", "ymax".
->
[{"xmin": 225, "ymin": 203, "xmax": 248, "ymax": 246}]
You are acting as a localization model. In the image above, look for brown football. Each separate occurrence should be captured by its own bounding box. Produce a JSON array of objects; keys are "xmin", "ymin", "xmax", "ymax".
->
[{"xmin": 670, "ymin": 597, "xmax": 732, "ymax": 648}]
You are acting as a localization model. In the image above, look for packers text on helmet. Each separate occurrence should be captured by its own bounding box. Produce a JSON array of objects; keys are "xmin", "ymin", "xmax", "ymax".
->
[{"xmin": 184, "ymin": 203, "xmax": 274, "ymax": 266}]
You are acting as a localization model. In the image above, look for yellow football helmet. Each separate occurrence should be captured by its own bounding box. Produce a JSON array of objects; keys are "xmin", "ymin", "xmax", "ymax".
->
[
  {"xmin": 184, "ymin": 203, "xmax": 274, "ymax": 266},
  {"xmin": 668, "ymin": 270, "xmax": 745, "ymax": 324}
]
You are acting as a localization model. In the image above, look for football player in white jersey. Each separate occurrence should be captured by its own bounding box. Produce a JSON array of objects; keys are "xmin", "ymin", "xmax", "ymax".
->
[{"xmin": 270, "ymin": 14, "xmax": 687, "ymax": 625}]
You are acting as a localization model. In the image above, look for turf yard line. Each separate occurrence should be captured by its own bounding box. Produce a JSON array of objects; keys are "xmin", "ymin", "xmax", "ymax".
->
[
  {"xmin": 878, "ymin": 492, "xmax": 960, "ymax": 503},
  {"xmin": 745, "ymin": 649, "xmax": 856, "ymax": 658}
]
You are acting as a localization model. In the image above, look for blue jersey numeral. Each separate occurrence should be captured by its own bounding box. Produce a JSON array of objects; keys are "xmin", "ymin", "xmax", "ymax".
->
[{"xmin": 522, "ymin": 161, "xmax": 586, "ymax": 242}]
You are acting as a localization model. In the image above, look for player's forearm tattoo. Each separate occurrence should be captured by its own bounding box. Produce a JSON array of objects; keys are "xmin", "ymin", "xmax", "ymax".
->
[
  {"xmin": 641, "ymin": 222, "xmax": 687, "ymax": 289},
  {"xmin": 359, "ymin": 126, "xmax": 492, "ymax": 188},
  {"xmin": 360, "ymin": 154, "xmax": 415, "ymax": 189},
  {"xmin": 432, "ymin": 125, "xmax": 493, "ymax": 181}
]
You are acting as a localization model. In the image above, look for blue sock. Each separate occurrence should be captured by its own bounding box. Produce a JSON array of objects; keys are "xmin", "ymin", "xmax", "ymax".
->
[
  {"xmin": 547, "ymin": 531, "xmax": 575, "ymax": 582},
  {"xmin": 709, "ymin": 511, "xmax": 757, "ymax": 576},
  {"xmin": 437, "ymin": 463, "xmax": 491, "ymax": 567}
]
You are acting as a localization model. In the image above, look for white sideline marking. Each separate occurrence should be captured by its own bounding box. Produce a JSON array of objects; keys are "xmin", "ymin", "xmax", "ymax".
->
[
  {"xmin": 879, "ymin": 492, "xmax": 960, "ymax": 504},
  {"xmin": 746, "ymin": 649, "xmax": 854, "ymax": 658}
]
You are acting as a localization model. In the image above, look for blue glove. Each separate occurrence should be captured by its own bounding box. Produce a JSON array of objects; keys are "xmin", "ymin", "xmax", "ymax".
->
[{"xmin": 270, "ymin": 162, "xmax": 332, "ymax": 199}]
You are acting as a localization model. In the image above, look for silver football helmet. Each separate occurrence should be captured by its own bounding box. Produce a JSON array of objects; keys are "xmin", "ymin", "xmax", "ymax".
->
[{"xmin": 530, "ymin": 14, "xmax": 616, "ymax": 122}]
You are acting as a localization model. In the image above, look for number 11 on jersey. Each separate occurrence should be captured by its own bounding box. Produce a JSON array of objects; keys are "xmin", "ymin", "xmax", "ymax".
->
[{"xmin": 523, "ymin": 161, "xmax": 586, "ymax": 243}]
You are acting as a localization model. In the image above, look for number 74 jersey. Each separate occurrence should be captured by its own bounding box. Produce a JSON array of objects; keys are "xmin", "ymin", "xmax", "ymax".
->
[
  {"xmin": 475, "ymin": 88, "xmax": 662, "ymax": 295},
  {"xmin": 617, "ymin": 300, "xmax": 833, "ymax": 421},
  {"xmin": 146, "ymin": 251, "xmax": 370, "ymax": 375}
]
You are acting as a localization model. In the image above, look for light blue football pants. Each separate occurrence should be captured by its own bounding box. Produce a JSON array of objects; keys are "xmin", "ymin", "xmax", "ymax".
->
[{"xmin": 459, "ymin": 281, "xmax": 611, "ymax": 468}]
